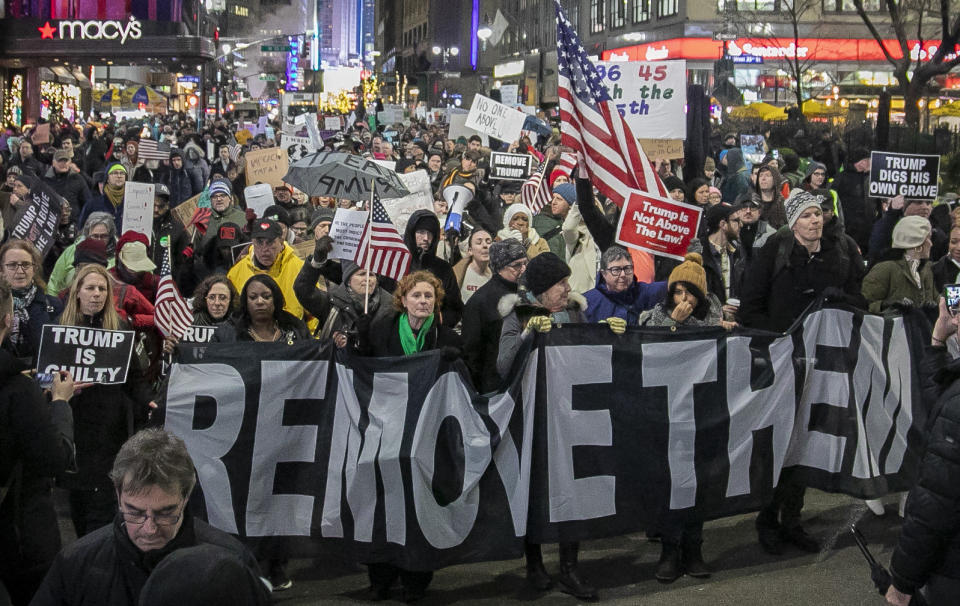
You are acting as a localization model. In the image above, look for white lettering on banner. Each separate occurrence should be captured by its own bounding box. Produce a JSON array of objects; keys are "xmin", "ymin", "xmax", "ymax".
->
[
  {"xmin": 165, "ymin": 363, "xmax": 246, "ymax": 534},
  {"xmin": 57, "ymin": 17, "xmax": 143, "ymax": 44},
  {"xmin": 320, "ymin": 366, "xmax": 362, "ymax": 538},
  {"xmin": 545, "ymin": 345, "xmax": 615, "ymax": 522},
  {"xmin": 724, "ymin": 336, "xmax": 796, "ymax": 498},
  {"xmin": 788, "ymin": 310, "xmax": 853, "ymax": 472},
  {"xmin": 246, "ymin": 361, "xmax": 327, "ymax": 536},
  {"xmin": 643, "ymin": 340, "xmax": 718, "ymax": 510},
  {"xmin": 412, "ymin": 372, "xmax": 491, "ymax": 549}
]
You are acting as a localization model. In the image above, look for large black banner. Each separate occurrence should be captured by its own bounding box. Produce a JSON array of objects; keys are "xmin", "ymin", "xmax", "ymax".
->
[{"xmin": 163, "ymin": 306, "xmax": 930, "ymax": 569}]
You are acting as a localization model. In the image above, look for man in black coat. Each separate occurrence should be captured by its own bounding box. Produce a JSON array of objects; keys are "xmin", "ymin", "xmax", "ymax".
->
[
  {"xmin": 30, "ymin": 429, "xmax": 269, "ymax": 606},
  {"xmin": 42, "ymin": 149, "xmax": 92, "ymax": 222},
  {"xmin": 462, "ymin": 238, "xmax": 527, "ymax": 392},
  {"xmin": 403, "ymin": 209, "xmax": 463, "ymax": 327},
  {"xmin": 160, "ymin": 150, "xmax": 195, "ymax": 207},
  {"xmin": 886, "ymin": 299, "xmax": 960, "ymax": 605},
  {"xmin": 0, "ymin": 282, "xmax": 76, "ymax": 606},
  {"xmin": 147, "ymin": 184, "xmax": 191, "ymax": 283},
  {"xmin": 831, "ymin": 147, "xmax": 878, "ymax": 255}
]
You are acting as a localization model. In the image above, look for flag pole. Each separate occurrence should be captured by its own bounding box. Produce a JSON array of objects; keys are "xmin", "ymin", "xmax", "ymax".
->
[{"xmin": 364, "ymin": 178, "xmax": 375, "ymax": 314}]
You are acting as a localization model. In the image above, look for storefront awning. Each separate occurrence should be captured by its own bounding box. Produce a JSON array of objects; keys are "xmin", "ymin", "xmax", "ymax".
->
[
  {"xmin": 50, "ymin": 65, "xmax": 76, "ymax": 83},
  {"xmin": 71, "ymin": 68, "xmax": 91, "ymax": 89}
]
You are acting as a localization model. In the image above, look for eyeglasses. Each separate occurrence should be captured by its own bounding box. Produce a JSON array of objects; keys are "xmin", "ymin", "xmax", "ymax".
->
[
  {"xmin": 506, "ymin": 259, "xmax": 528, "ymax": 271},
  {"xmin": 603, "ymin": 264, "xmax": 634, "ymax": 276},
  {"xmin": 119, "ymin": 506, "xmax": 183, "ymax": 526},
  {"xmin": 3, "ymin": 262, "xmax": 33, "ymax": 272},
  {"xmin": 812, "ymin": 171, "xmax": 826, "ymax": 177}
]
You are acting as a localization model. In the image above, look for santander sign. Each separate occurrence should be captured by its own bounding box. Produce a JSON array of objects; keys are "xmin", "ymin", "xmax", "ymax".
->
[{"xmin": 38, "ymin": 16, "xmax": 143, "ymax": 45}]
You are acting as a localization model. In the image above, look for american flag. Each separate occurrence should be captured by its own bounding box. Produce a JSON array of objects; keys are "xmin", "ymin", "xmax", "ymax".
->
[
  {"xmin": 154, "ymin": 247, "xmax": 194, "ymax": 339},
  {"xmin": 137, "ymin": 139, "xmax": 172, "ymax": 161},
  {"xmin": 520, "ymin": 151, "xmax": 577, "ymax": 214},
  {"xmin": 228, "ymin": 143, "xmax": 242, "ymax": 162},
  {"xmin": 554, "ymin": 1, "xmax": 665, "ymax": 207},
  {"xmin": 354, "ymin": 196, "xmax": 411, "ymax": 282}
]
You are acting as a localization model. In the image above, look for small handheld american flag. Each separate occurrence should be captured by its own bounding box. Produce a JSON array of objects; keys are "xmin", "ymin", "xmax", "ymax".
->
[
  {"xmin": 354, "ymin": 195, "xmax": 411, "ymax": 282},
  {"xmin": 154, "ymin": 246, "xmax": 194, "ymax": 339},
  {"xmin": 554, "ymin": 0, "xmax": 665, "ymax": 207},
  {"xmin": 521, "ymin": 152, "xmax": 577, "ymax": 214},
  {"xmin": 137, "ymin": 139, "xmax": 172, "ymax": 162}
]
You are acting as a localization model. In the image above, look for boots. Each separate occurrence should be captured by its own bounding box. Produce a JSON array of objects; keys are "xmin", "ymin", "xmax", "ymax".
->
[
  {"xmin": 655, "ymin": 543, "xmax": 682, "ymax": 583},
  {"xmin": 681, "ymin": 540, "xmax": 711, "ymax": 579},
  {"xmin": 557, "ymin": 542, "xmax": 597, "ymax": 601},
  {"xmin": 524, "ymin": 542, "xmax": 552, "ymax": 591}
]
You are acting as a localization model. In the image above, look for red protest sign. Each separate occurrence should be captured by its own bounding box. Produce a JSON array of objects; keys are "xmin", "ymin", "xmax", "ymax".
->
[{"xmin": 615, "ymin": 191, "xmax": 701, "ymax": 260}]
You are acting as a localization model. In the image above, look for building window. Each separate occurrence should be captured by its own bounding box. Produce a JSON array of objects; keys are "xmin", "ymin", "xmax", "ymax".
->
[
  {"xmin": 736, "ymin": 0, "xmax": 777, "ymax": 9},
  {"xmin": 632, "ymin": 0, "xmax": 650, "ymax": 22},
  {"xmin": 610, "ymin": 0, "xmax": 627, "ymax": 28},
  {"xmin": 657, "ymin": 0, "xmax": 679, "ymax": 17},
  {"xmin": 591, "ymin": 0, "xmax": 605, "ymax": 34},
  {"xmin": 823, "ymin": 0, "xmax": 881, "ymax": 11}
]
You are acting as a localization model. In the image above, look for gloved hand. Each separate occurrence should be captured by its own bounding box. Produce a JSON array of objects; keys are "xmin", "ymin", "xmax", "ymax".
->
[
  {"xmin": 181, "ymin": 246, "xmax": 194, "ymax": 259},
  {"xmin": 527, "ymin": 315, "xmax": 552, "ymax": 333},
  {"xmin": 244, "ymin": 208, "xmax": 257, "ymax": 223},
  {"xmin": 445, "ymin": 228, "xmax": 460, "ymax": 244},
  {"xmin": 821, "ymin": 286, "xmax": 847, "ymax": 303},
  {"xmin": 313, "ymin": 235, "xmax": 334, "ymax": 264},
  {"xmin": 505, "ymin": 229, "xmax": 524, "ymax": 243},
  {"xmin": 601, "ymin": 317, "xmax": 626, "ymax": 335}
]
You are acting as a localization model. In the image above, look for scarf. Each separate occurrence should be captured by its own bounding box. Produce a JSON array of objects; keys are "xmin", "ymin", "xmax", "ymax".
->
[
  {"xmin": 11, "ymin": 284, "xmax": 38, "ymax": 345},
  {"xmin": 441, "ymin": 168, "xmax": 475, "ymax": 189},
  {"xmin": 399, "ymin": 312, "xmax": 434, "ymax": 355},
  {"xmin": 105, "ymin": 183, "xmax": 125, "ymax": 208}
]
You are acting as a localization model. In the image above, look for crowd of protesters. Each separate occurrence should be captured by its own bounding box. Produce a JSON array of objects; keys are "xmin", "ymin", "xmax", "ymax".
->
[{"xmin": 2, "ymin": 108, "xmax": 960, "ymax": 606}]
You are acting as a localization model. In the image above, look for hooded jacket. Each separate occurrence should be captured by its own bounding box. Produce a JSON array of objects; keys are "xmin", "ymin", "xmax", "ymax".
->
[
  {"xmin": 42, "ymin": 166, "xmax": 91, "ymax": 220},
  {"xmin": 497, "ymin": 203, "xmax": 550, "ymax": 259},
  {"xmin": 227, "ymin": 241, "xmax": 308, "ymax": 321},
  {"xmin": 403, "ymin": 209, "xmax": 464, "ymax": 327},
  {"xmin": 720, "ymin": 148, "xmax": 751, "ymax": 204},
  {"xmin": 832, "ymin": 161, "xmax": 877, "ymax": 254}
]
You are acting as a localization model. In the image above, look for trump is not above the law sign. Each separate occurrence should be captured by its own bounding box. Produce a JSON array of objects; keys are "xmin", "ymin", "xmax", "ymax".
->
[{"xmin": 615, "ymin": 191, "xmax": 701, "ymax": 260}]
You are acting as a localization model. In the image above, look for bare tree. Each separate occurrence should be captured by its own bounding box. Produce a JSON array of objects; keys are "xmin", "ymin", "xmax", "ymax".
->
[{"xmin": 852, "ymin": 0, "xmax": 960, "ymax": 129}]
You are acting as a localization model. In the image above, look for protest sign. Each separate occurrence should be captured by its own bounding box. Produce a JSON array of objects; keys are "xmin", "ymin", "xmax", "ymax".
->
[
  {"xmin": 164, "ymin": 305, "xmax": 927, "ymax": 567},
  {"xmin": 740, "ymin": 134, "xmax": 766, "ymax": 164},
  {"xmin": 371, "ymin": 159, "xmax": 396, "ymax": 172},
  {"xmin": 245, "ymin": 147, "xmax": 289, "ymax": 187},
  {"xmin": 377, "ymin": 105, "xmax": 404, "ymax": 125},
  {"xmin": 30, "ymin": 123, "xmax": 51, "ymax": 145},
  {"xmin": 122, "ymin": 182, "xmax": 155, "ymax": 243},
  {"xmin": 181, "ymin": 325, "xmax": 217, "ymax": 344},
  {"xmin": 465, "ymin": 94, "xmax": 527, "ymax": 142},
  {"xmin": 329, "ymin": 208, "xmax": 369, "ymax": 260},
  {"xmin": 489, "ymin": 152, "xmax": 533, "ymax": 181},
  {"xmin": 244, "ymin": 183, "xmax": 274, "ymax": 217},
  {"xmin": 381, "ymin": 170, "xmax": 435, "ymax": 234},
  {"xmin": 10, "ymin": 180, "xmax": 64, "ymax": 258},
  {"xmin": 280, "ymin": 134, "xmax": 315, "ymax": 162},
  {"xmin": 324, "ymin": 116, "xmax": 342, "ymax": 131},
  {"xmin": 304, "ymin": 113, "xmax": 323, "ymax": 149},
  {"xmin": 231, "ymin": 242, "xmax": 251, "ymax": 266},
  {"xmin": 291, "ymin": 240, "xmax": 315, "ymax": 260},
  {"xmin": 869, "ymin": 151, "xmax": 940, "ymax": 199},
  {"xmin": 499, "ymin": 84, "xmax": 519, "ymax": 107},
  {"xmin": 595, "ymin": 61, "xmax": 687, "ymax": 140},
  {"xmin": 637, "ymin": 138, "xmax": 684, "ymax": 160},
  {"xmin": 206, "ymin": 140, "xmax": 216, "ymax": 162},
  {"xmin": 37, "ymin": 325, "xmax": 135, "ymax": 384},
  {"xmin": 448, "ymin": 113, "xmax": 488, "ymax": 146},
  {"xmin": 615, "ymin": 190, "xmax": 702, "ymax": 260},
  {"xmin": 171, "ymin": 195, "xmax": 200, "ymax": 228}
]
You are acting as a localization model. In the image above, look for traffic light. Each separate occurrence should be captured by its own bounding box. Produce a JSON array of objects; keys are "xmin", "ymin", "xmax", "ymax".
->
[{"xmin": 214, "ymin": 27, "xmax": 220, "ymax": 43}]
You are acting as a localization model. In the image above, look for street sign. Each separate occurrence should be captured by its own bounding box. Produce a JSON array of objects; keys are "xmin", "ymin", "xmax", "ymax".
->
[
  {"xmin": 714, "ymin": 32, "xmax": 738, "ymax": 41},
  {"xmin": 261, "ymin": 45, "xmax": 292, "ymax": 52},
  {"xmin": 259, "ymin": 74, "xmax": 279, "ymax": 81}
]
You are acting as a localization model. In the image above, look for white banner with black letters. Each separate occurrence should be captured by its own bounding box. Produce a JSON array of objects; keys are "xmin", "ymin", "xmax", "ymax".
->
[{"xmin": 163, "ymin": 305, "xmax": 928, "ymax": 568}]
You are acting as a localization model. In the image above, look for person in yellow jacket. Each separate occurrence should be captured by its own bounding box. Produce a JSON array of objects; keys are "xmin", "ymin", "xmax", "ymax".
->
[{"xmin": 227, "ymin": 218, "xmax": 315, "ymax": 330}]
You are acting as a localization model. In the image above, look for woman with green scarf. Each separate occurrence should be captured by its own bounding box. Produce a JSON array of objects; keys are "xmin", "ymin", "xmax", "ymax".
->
[
  {"xmin": 76, "ymin": 161, "xmax": 127, "ymax": 230},
  {"xmin": 357, "ymin": 269, "xmax": 462, "ymax": 602}
]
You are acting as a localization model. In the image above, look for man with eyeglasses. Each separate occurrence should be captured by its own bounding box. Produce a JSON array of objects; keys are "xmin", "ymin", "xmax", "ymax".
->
[
  {"xmin": 41, "ymin": 150, "xmax": 91, "ymax": 222},
  {"xmin": 461, "ymin": 239, "xmax": 530, "ymax": 392},
  {"xmin": 699, "ymin": 204, "xmax": 743, "ymax": 322},
  {"xmin": 31, "ymin": 428, "xmax": 269, "ymax": 606}
]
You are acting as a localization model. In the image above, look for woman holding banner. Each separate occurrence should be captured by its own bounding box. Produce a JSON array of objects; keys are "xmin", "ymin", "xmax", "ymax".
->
[
  {"xmin": 57, "ymin": 264, "xmax": 156, "ymax": 537},
  {"xmin": 0, "ymin": 240, "xmax": 63, "ymax": 364},
  {"xmin": 358, "ymin": 270, "xmax": 461, "ymax": 602},
  {"xmin": 213, "ymin": 274, "xmax": 309, "ymax": 344}
]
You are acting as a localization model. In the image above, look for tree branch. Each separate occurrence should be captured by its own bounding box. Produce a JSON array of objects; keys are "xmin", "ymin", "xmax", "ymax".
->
[{"xmin": 853, "ymin": 0, "xmax": 903, "ymax": 69}]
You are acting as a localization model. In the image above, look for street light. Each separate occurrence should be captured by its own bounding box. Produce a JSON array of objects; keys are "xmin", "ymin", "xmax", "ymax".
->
[
  {"xmin": 222, "ymin": 43, "xmax": 231, "ymax": 54},
  {"xmin": 431, "ymin": 46, "xmax": 460, "ymax": 107},
  {"xmin": 477, "ymin": 26, "xmax": 493, "ymax": 42}
]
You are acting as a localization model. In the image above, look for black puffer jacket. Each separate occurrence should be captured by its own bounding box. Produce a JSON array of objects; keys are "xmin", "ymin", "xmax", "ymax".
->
[
  {"xmin": 831, "ymin": 164, "xmax": 877, "ymax": 254},
  {"xmin": 890, "ymin": 345, "xmax": 960, "ymax": 594},
  {"xmin": 403, "ymin": 209, "xmax": 464, "ymax": 327},
  {"xmin": 461, "ymin": 273, "xmax": 518, "ymax": 392}
]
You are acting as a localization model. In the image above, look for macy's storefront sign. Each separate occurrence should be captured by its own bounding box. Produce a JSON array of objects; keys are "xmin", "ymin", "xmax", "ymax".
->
[{"xmin": 37, "ymin": 16, "xmax": 143, "ymax": 45}]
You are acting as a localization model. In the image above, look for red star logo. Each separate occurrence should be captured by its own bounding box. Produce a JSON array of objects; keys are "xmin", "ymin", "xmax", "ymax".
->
[{"xmin": 38, "ymin": 21, "xmax": 56, "ymax": 39}]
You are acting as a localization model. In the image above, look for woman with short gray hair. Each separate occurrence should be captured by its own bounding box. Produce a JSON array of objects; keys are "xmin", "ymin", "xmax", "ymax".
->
[
  {"xmin": 583, "ymin": 245, "xmax": 667, "ymax": 323},
  {"xmin": 46, "ymin": 212, "xmax": 117, "ymax": 296}
]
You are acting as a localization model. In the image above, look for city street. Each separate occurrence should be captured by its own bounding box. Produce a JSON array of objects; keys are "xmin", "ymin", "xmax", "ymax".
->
[{"xmin": 265, "ymin": 490, "xmax": 899, "ymax": 605}]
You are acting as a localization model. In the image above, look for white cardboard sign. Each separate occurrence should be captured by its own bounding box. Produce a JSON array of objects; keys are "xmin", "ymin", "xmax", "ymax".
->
[
  {"xmin": 244, "ymin": 183, "xmax": 275, "ymax": 217},
  {"xmin": 330, "ymin": 208, "xmax": 369, "ymax": 260},
  {"xmin": 465, "ymin": 93, "xmax": 527, "ymax": 142},
  {"xmin": 122, "ymin": 182, "xmax": 155, "ymax": 243}
]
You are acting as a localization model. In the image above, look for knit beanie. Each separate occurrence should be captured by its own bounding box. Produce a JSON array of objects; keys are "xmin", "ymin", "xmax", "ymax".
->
[
  {"xmin": 663, "ymin": 176, "xmax": 686, "ymax": 196},
  {"xmin": 262, "ymin": 204, "xmax": 291, "ymax": 226},
  {"xmin": 892, "ymin": 216, "xmax": 931, "ymax": 250},
  {"xmin": 208, "ymin": 178, "xmax": 232, "ymax": 197},
  {"xmin": 116, "ymin": 230, "xmax": 149, "ymax": 253},
  {"xmin": 804, "ymin": 161, "xmax": 826, "ymax": 180},
  {"xmin": 549, "ymin": 168, "xmax": 569, "ymax": 189},
  {"xmin": 13, "ymin": 174, "xmax": 37, "ymax": 190},
  {"xmin": 106, "ymin": 161, "xmax": 126, "ymax": 175},
  {"xmin": 552, "ymin": 182, "xmax": 577, "ymax": 206},
  {"xmin": 489, "ymin": 238, "xmax": 527, "ymax": 273},
  {"xmin": 784, "ymin": 189, "xmax": 823, "ymax": 228},
  {"xmin": 522, "ymin": 251, "xmax": 571, "ymax": 296},
  {"xmin": 74, "ymin": 238, "xmax": 109, "ymax": 267},
  {"xmin": 668, "ymin": 252, "xmax": 708, "ymax": 298},
  {"xmin": 341, "ymin": 261, "xmax": 365, "ymax": 284},
  {"xmin": 138, "ymin": 544, "xmax": 265, "ymax": 606},
  {"xmin": 309, "ymin": 207, "xmax": 336, "ymax": 231}
]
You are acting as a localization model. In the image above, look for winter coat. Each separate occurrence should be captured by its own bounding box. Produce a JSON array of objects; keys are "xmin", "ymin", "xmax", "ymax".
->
[
  {"xmin": 562, "ymin": 203, "xmax": 600, "ymax": 294},
  {"xmin": 739, "ymin": 228, "xmax": 866, "ymax": 332},
  {"xmin": 360, "ymin": 311, "xmax": 463, "ymax": 358},
  {"xmin": 161, "ymin": 167, "xmax": 195, "ymax": 207},
  {"xmin": 46, "ymin": 239, "xmax": 117, "ymax": 297},
  {"xmin": 42, "ymin": 167, "xmax": 92, "ymax": 220},
  {"xmin": 29, "ymin": 514, "xmax": 267, "ymax": 606},
  {"xmin": 462, "ymin": 273, "xmax": 519, "ymax": 392},
  {"xmin": 403, "ymin": 209, "xmax": 464, "ymax": 327},
  {"xmin": 720, "ymin": 149, "xmax": 751, "ymax": 204},
  {"xmin": 861, "ymin": 257, "xmax": 938, "ymax": 313},
  {"xmin": 0, "ymin": 348, "xmax": 73, "ymax": 592},
  {"xmin": 868, "ymin": 208, "xmax": 948, "ymax": 267},
  {"xmin": 637, "ymin": 296, "xmax": 723, "ymax": 328},
  {"xmin": 227, "ymin": 241, "xmax": 307, "ymax": 320},
  {"xmin": 498, "ymin": 203, "xmax": 551, "ymax": 258},
  {"xmin": 583, "ymin": 273, "xmax": 666, "ymax": 324},
  {"xmin": 148, "ymin": 211, "xmax": 191, "ymax": 284},
  {"xmin": 532, "ymin": 210, "xmax": 565, "ymax": 259},
  {"xmin": 932, "ymin": 254, "xmax": 960, "ymax": 293},
  {"xmin": 496, "ymin": 290, "xmax": 587, "ymax": 378},
  {"xmin": 293, "ymin": 260, "xmax": 393, "ymax": 343},
  {"xmin": 831, "ymin": 165, "xmax": 877, "ymax": 254},
  {"xmin": 890, "ymin": 347, "xmax": 960, "ymax": 594},
  {"xmin": 211, "ymin": 310, "xmax": 309, "ymax": 343},
  {"xmin": 699, "ymin": 235, "xmax": 743, "ymax": 304},
  {"xmin": 9, "ymin": 286, "xmax": 63, "ymax": 364},
  {"xmin": 76, "ymin": 191, "xmax": 123, "ymax": 232},
  {"xmin": 197, "ymin": 204, "xmax": 248, "ymax": 253}
]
